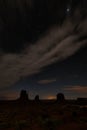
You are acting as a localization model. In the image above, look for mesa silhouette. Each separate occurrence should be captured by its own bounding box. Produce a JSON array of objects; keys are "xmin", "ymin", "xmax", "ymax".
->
[{"xmin": 0, "ymin": 90, "xmax": 87, "ymax": 106}]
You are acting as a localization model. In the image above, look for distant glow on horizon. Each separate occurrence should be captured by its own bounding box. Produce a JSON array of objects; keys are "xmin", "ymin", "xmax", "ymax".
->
[
  {"xmin": 0, "ymin": 91, "xmax": 19, "ymax": 100},
  {"xmin": 46, "ymin": 95, "xmax": 56, "ymax": 100}
]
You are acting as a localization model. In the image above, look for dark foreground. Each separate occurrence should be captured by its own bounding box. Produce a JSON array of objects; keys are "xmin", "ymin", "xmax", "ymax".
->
[{"xmin": 0, "ymin": 100, "xmax": 87, "ymax": 130}]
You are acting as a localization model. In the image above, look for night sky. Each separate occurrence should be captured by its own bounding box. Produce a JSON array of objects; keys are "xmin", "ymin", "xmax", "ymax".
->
[{"xmin": 0, "ymin": 0, "xmax": 87, "ymax": 100}]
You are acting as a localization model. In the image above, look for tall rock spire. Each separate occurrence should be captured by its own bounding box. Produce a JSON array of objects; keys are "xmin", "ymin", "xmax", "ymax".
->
[{"xmin": 19, "ymin": 90, "xmax": 29, "ymax": 101}]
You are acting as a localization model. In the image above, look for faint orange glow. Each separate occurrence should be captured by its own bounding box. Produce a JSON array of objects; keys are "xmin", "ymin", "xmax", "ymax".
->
[
  {"xmin": 0, "ymin": 91, "xmax": 19, "ymax": 100},
  {"xmin": 47, "ymin": 95, "xmax": 56, "ymax": 100},
  {"xmin": 64, "ymin": 86, "xmax": 87, "ymax": 93}
]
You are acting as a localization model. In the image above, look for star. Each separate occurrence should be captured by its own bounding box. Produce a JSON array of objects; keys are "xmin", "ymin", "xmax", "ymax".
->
[{"xmin": 67, "ymin": 8, "xmax": 70, "ymax": 12}]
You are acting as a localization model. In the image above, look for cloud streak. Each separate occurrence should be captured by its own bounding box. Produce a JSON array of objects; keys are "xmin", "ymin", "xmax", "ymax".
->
[
  {"xmin": 38, "ymin": 79, "xmax": 56, "ymax": 85},
  {"xmin": 0, "ymin": 18, "xmax": 87, "ymax": 88},
  {"xmin": 64, "ymin": 86, "xmax": 87, "ymax": 93}
]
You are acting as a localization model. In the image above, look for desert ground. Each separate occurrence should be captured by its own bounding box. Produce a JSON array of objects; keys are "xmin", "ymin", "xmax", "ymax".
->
[{"xmin": 0, "ymin": 100, "xmax": 87, "ymax": 130}]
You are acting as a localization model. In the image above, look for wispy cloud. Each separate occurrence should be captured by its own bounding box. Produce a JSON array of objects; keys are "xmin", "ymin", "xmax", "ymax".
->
[
  {"xmin": 0, "ymin": 18, "xmax": 87, "ymax": 88},
  {"xmin": 64, "ymin": 86, "xmax": 87, "ymax": 93},
  {"xmin": 38, "ymin": 79, "xmax": 56, "ymax": 85}
]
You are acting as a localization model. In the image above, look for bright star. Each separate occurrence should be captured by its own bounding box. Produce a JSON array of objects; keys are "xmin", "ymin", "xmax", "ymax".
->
[{"xmin": 67, "ymin": 8, "xmax": 70, "ymax": 12}]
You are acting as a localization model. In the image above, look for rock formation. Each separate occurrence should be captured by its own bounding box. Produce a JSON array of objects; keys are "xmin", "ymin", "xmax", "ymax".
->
[
  {"xmin": 56, "ymin": 93, "xmax": 65, "ymax": 103},
  {"xmin": 35, "ymin": 95, "xmax": 39, "ymax": 101},
  {"xmin": 19, "ymin": 90, "xmax": 29, "ymax": 101}
]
